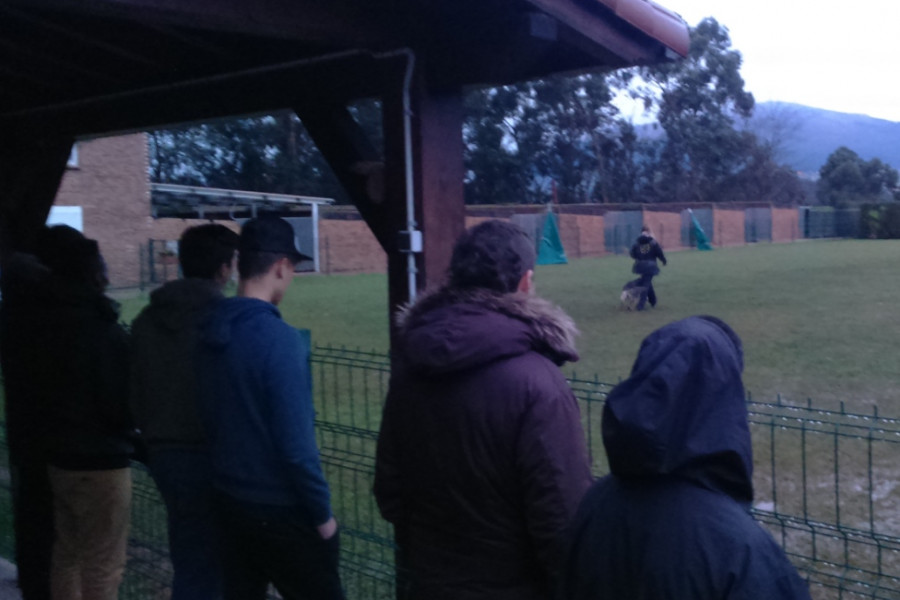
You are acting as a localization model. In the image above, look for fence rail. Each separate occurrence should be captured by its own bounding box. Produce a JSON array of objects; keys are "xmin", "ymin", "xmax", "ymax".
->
[{"xmin": 2, "ymin": 346, "xmax": 900, "ymax": 599}]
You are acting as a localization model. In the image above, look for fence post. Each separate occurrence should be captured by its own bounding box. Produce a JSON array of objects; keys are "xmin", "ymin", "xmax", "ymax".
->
[
  {"xmin": 139, "ymin": 243, "xmax": 145, "ymax": 292},
  {"xmin": 149, "ymin": 239, "xmax": 156, "ymax": 285}
]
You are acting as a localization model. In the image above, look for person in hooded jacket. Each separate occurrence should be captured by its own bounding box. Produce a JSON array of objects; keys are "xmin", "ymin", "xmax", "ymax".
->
[
  {"xmin": 1, "ymin": 225, "xmax": 134, "ymax": 600},
  {"xmin": 374, "ymin": 219, "xmax": 593, "ymax": 600},
  {"xmin": 629, "ymin": 225, "xmax": 666, "ymax": 310},
  {"xmin": 130, "ymin": 223, "xmax": 238, "ymax": 600},
  {"xmin": 2, "ymin": 250, "xmax": 59, "ymax": 600},
  {"xmin": 195, "ymin": 216, "xmax": 343, "ymax": 600},
  {"xmin": 559, "ymin": 316, "xmax": 812, "ymax": 600}
]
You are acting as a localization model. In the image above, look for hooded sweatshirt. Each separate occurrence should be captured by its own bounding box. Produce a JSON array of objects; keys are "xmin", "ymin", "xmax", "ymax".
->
[
  {"xmin": 559, "ymin": 316, "xmax": 811, "ymax": 600},
  {"xmin": 195, "ymin": 297, "xmax": 331, "ymax": 526},
  {"xmin": 130, "ymin": 278, "xmax": 224, "ymax": 449},
  {"xmin": 630, "ymin": 233, "xmax": 667, "ymax": 276},
  {"xmin": 0, "ymin": 253, "xmax": 133, "ymax": 469},
  {"xmin": 374, "ymin": 287, "xmax": 593, "ymax": 600}
]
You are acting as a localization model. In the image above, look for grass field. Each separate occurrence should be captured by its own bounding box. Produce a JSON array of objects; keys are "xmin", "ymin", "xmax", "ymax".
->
[{"xmin": 118, "ymin": 238, "xmax": 900, "ymax": 412}]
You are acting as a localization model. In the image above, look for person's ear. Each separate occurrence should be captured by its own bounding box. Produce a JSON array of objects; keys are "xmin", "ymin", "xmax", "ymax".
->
[
  {"xmin": 278, "ymin": 256, "xmax": 296, "ymax": 280},
  {"xmin": 214, "ymin": 261, "xmax": 231, "ymax": 286},
  {"xmin": 517, "ymin": 269, "xmax": 534, "ymax": 294}
]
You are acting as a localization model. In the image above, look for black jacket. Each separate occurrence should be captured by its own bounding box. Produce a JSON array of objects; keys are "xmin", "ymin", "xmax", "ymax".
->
[
  {"xmin": 0, "ymin": 253, "xmax": 133, "ymax": 470},
  {"xmin": 130, "ymin": 278, "xmax": 223, "ymax": 450},
  {"xmin": 630, "ymin": 233, "xmax": 667, "ymax": 276},
  {"xmin": 559, "ymin": 316, "xmax": 811, "ymax": 600},
  {"xmin": 375, "ymin": 287, "xmax": 593, "ymax": 600}
]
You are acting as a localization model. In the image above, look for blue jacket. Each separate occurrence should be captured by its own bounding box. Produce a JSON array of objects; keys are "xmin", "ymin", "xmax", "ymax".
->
[
  {"xmin": 196, "ymin": 297, "xmax": 331, "ymax": 525},
  {"xmin": 560, "ymin": 316, "xmax": 811, "ymax": 600}
]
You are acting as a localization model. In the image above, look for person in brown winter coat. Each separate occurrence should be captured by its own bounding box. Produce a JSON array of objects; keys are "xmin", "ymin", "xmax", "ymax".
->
[{"xmin": 374, "ymin": 219, "xmax": 593, "ymax": 600}]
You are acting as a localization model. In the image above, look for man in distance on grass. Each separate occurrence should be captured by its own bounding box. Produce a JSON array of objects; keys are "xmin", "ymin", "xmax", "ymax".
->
[
  {"xmin": 130, "ymin": 223, "xmax": 239, "ymax": 600},
  {"xmin": 629, "ymin": 224, "xmax": 667, "ymax": 310},
  {"xmin": 195, "ymin": 215, "xmax": 343, "ymax": 600},
  {"xmin": 374, "ymin": 219, "xmax": 593, "ymax": 600}
]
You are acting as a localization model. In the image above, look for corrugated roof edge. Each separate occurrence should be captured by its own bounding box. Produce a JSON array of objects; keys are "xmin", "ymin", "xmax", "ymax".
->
[{"xmin": 599, "ymin": 0, "xmax": 690, "ymax": 58}]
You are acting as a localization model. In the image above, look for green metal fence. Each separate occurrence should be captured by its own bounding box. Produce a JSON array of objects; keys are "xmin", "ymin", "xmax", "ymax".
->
[{"xmin": 3, "ymin": 346, "xmax": 900, "ymax": 599}]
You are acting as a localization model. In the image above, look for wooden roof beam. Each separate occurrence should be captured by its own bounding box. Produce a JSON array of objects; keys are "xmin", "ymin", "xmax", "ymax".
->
[
  {"xmin": 9, "ymin": 0, "xmax": 397, "ymax": 47},
  {"xmin": 0, "ymin": 52, "xmax": 389, "ymax": 139}
]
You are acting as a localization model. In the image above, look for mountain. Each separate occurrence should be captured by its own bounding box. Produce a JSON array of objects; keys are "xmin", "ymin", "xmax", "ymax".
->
[{"xmin": 749, "ymin": 102, "xmax": 900, "ymax": 175}]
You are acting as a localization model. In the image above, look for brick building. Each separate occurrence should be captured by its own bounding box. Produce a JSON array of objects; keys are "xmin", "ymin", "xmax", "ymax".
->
[{"xmin": 54, "ymin": 134, "xmax": 244, "ymax": 288}]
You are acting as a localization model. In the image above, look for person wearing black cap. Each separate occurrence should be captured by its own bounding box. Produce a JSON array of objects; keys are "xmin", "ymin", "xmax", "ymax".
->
[{"xmin": 195, "ymin": 216, "xmax": 343, "ymax": 600}]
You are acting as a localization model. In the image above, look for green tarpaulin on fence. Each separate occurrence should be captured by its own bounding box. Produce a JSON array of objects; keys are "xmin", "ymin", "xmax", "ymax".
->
[
  {"xmin": 690, "ymin": 211, "xmax": 713, "ymax": 251},
  {"xmin": 537, "ymin": 211, "xmax": 568, "ymax": 265}
]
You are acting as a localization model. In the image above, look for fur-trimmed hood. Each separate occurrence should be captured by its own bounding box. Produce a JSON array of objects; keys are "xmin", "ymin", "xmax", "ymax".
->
[{"xmin": 395, "ymin": 286, "xmax": 579, "ymax": 375}]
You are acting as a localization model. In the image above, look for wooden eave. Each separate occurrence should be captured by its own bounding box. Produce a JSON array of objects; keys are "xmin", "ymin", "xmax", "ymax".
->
[{"xmin": 0, "ymin": 0, "xmax": 688, "ymax": 139}]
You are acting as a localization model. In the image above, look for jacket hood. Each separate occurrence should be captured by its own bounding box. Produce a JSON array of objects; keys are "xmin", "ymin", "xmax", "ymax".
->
[
  {"xmin": 1, "ymin": 253, "xmax": 51, "ymax": 303},
  {"xmin": 145, "ymin": 278, "xmax": 223, "ymax": 332},
  {"xmin": 395, "ymin": 286, "xmax": 579, "ymax": 375},
  {"xmin": 601, "ymin": 316, "xmax": 753, "ymax": 504},
  {"xmin": 1, "ymin": 252, "xmax": 119, "ymax": 319},
  {"xmin": 200, "ymin": 296, "xmax": 280, "ymax": 349},
  {"xmin": 637, "ymin": 233, "xmax": 654, "ymax": 244}
]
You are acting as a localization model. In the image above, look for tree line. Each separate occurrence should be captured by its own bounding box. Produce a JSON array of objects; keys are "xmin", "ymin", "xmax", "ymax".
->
[{"xmin": 149, "ymin": 18, "xmax": 897, "ymax": 208}]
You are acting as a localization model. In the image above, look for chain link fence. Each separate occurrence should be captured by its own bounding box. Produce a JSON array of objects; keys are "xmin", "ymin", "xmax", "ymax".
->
[{"xmin": 3, "ymin": 347, "xmax": 900, "ymax": 598}]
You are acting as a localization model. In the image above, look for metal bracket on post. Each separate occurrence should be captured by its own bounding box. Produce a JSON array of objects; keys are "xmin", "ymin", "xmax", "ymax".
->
[{"xmin": 397, "ymin": 229, "xmax": 423, "ymax": 254}]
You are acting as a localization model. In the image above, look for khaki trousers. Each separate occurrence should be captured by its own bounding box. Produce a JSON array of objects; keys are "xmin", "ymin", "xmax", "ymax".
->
[{"xmin": 48, "ymin": 466, "xmax": 131, "ymax": 600}]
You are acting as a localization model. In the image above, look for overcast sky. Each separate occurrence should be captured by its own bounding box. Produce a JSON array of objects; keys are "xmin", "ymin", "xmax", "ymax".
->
[{"xmin": 659, "ymin": 0, "xmax": 900, "ymax": 122}]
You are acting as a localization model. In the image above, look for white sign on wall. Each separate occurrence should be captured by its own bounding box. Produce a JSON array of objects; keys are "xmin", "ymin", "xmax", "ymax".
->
[{"xmin": 46, "ymin": 206, "xmax": 83, "ymax": 232}]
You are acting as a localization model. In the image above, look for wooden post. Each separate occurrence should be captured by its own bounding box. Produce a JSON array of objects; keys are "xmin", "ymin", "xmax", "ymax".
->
[
  {"xmin": 0, "ymin": 134, "xmax": 74, "ymax": 260},
  {"xmin": 382, "ymin": 65, "xmax": 465, "ymax": 323}
]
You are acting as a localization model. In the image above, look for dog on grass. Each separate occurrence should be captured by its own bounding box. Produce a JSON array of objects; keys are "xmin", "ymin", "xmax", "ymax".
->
[{"xmin": 620, "ymin": 278, "xmax": 647, "ymax": 311}]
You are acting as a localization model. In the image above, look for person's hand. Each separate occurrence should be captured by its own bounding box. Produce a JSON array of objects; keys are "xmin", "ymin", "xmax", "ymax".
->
[{"xmin": 317, "ymin": 516, "xmax": 338, "ymax": 540}]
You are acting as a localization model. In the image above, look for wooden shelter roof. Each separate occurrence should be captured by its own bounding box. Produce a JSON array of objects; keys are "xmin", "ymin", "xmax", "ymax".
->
[{"xmin": 0, "ymin": 0, "xmax": 688, "ymax": 138}]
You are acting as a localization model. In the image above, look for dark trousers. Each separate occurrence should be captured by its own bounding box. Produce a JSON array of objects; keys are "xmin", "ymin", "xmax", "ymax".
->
[
  {"xmin": 10, "ymin": 461, "xmax": 54, "ymax": 600},
  {"xmin": 148, "ymin": 448, "xmax": 222, "ymax": 600},
  {"xmin": 214, "ymin": 494, "xmax": 344, "ymax": 600},
  {"xmin": 636, "ymin": 274, "xmax": 657, "ymax": 310}
]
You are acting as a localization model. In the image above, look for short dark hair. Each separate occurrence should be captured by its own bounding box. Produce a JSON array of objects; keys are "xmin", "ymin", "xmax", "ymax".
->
[
  {"xmin": 238, "ymin": 251, "xmax": 294, "ymax": 280},
  {"xmin": 178, "ymin": 224, "xmax": 239, "ymax": 279},
  {"xmin": 448, "ymin": 220, "xmax": 536, "ymax": 293}
]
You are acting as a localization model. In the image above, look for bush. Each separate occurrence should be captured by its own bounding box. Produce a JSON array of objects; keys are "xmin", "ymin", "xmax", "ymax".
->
[{"xmin": 859, "ymin": 203, "xmax": 900, "ymax": 239}]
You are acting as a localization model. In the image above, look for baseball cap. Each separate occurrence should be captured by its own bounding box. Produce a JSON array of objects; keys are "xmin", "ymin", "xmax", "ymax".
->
[{"xmin": 239, "ymin": 215, "xmax": 312, "ymax": 263}]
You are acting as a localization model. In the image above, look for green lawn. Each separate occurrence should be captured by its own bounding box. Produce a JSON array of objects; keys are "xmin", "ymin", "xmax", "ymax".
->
[{"xmin": 118, "ymin": 239, "xmax": 900, "ymax": 412}]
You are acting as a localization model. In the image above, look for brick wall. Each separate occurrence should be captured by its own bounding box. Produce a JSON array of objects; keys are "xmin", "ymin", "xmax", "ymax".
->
[
  {"xmin": 712, "ymin": 208, "xmax": 746, "ymax": 247},
  {"xmin": 318, "ymin": 218, "xmax": 386, "ymax": 274},
  {"xmin": 642, "ymin": 209, "xmax": 682, "ymax": 250},
  {"xmin": 465, "ymin": 216, "xmax": 494, "ymax": 229},
  {"xmin": 54, "ymin": 134, "xmax": 151, "ymax": 288},
  {"xmin": 559, "ymin": 214, "xmax": 604, "ymax": 258},
  {"xmin": 149, "ymin": 218, "xmax": 239, "ymax": 243},
  {"xmin": 772, "ymin": 208, "xmax": 799, "ymax": 242}
]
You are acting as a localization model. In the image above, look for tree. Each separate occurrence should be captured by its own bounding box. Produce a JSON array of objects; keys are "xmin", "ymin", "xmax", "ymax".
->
[
  {"xmin": 148, "ymin": 101, "xmax": 383, "ymax": 203},
  {"xmin": 638, "ymin": 18, "xmax": 756, "ymax": 203},
  {"xmin": 463, "ymin": 85, "xmax": 534, "ymax": 204},
  {"xmin": 817, "ymin": 147, "xmax": 898, "ymax": 206}
]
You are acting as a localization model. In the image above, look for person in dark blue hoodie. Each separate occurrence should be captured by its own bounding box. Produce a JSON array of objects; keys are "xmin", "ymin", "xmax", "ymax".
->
[
  {"xmin": 629, "ymin": 225, "xmax": 667, "ymax": 310},
  {"xmin": 559, "ymin": 316, "xmax": 812, "ymax": 600},
  {"xmin": 196, "ymin": 216, "xmax": 343, "ymax": 600}
]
